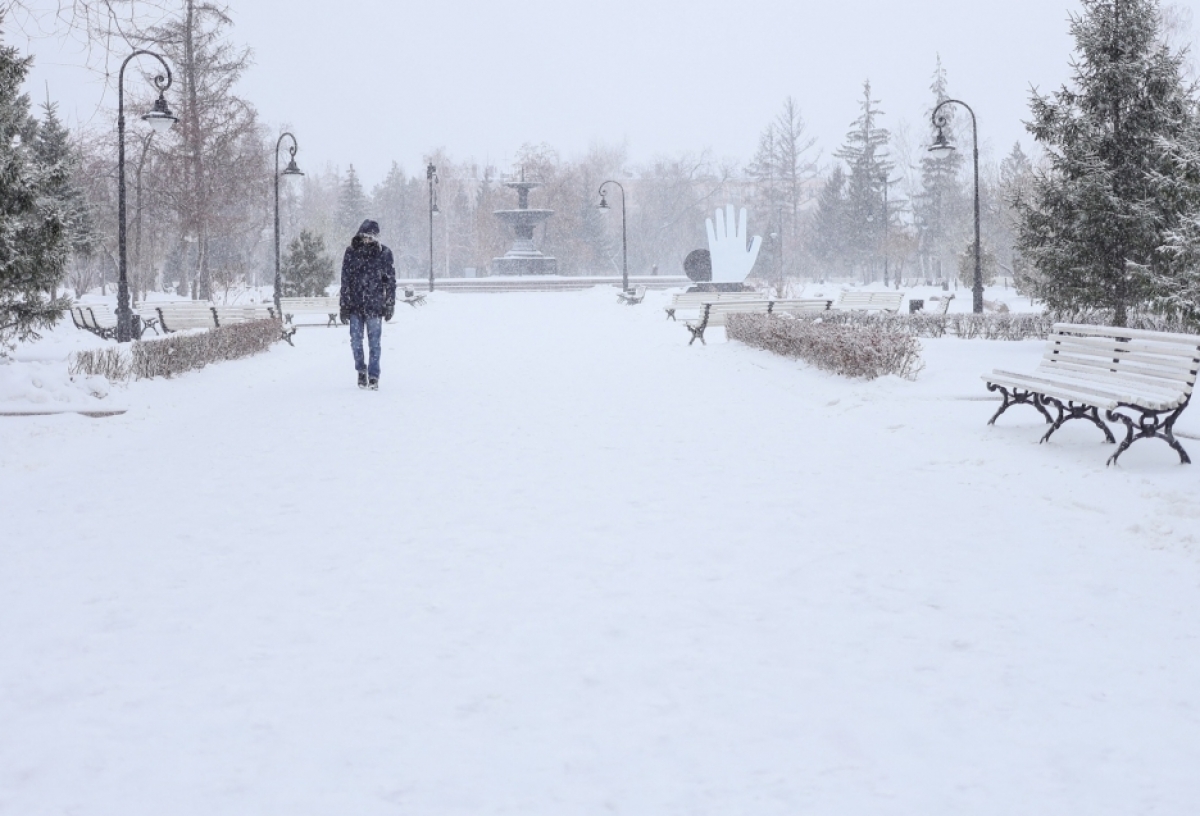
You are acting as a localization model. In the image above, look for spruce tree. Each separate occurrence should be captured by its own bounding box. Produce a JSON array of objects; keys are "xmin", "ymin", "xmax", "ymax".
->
[
  {"xmin": 1017, "ymin": 0, "xmax": 1198, "ymax": 325},
  {"xmin": 0, "ymin": 22, "xmax": 69, "ymax": 352},
  {"xmin": 337, "ymin": 164, "xmax": 369, "ymax": 239},
  {"xmin": 34, "ymin": 99, "xmax": 93, "ymax": 281},
  {"xmin": 834, "ymin": 81, "xmax": 892, "ymax": 282},
  {"xmin": 811, "ymin": 165, "xmax": 849, "ymax": 279},
  {"xmin": 997, "ymin": 143, "xmax": 1037, "ymax": 292},
  {"xmin": 280, "ymin": 230, "xmax": 334, "ymax": 297},
  {"xmin": 1152, "ymin": 115, "xmax": 1200, "ymax": 325}
]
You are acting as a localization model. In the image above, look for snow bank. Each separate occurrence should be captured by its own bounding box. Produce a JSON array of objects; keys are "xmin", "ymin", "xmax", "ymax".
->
[{"xmin": 0, "ymin": 359, "xmax": 116, "ymax": 412}]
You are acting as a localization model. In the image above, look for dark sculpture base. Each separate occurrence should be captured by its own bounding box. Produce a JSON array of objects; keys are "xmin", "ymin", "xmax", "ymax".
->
[{"xmin": 493, "ymin": 257, "xmax": 558, "ymax": 276}]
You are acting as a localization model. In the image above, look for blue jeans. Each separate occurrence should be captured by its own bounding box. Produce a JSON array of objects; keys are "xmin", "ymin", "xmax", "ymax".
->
[{"xmin": 349, "ymin": 314, "xmax": 383, "ymax": 379}]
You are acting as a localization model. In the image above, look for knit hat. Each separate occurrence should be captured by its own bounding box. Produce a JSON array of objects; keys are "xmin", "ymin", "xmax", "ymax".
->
[{"xmin": 357, "ymin": 219, "xmax": 380, "ymax": 237}]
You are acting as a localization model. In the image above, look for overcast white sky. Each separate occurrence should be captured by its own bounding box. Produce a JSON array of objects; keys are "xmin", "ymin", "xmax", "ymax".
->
[{"xmin": 14, "ymin": 0, "xmax": 1200, "ymax": 188}]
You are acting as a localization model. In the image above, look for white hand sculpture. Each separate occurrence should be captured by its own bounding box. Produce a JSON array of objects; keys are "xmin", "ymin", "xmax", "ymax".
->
[{"xmin": 706, "ymin": 204, "xmax": 762, "ymax": 283}]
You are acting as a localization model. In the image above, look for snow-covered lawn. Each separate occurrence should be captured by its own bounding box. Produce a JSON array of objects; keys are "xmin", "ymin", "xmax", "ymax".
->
[{"xmin": 2, "ymin": 286, "xmax": 1199, "ymax": 815}]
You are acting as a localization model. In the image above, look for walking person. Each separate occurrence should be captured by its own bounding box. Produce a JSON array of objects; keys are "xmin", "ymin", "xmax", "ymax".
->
[{"xmin": 339, "ymin": 219, "xmax": 396, "ymax": 390}]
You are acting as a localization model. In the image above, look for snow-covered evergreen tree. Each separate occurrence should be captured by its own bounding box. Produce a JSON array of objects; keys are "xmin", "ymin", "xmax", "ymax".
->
[
  {"xmin": 337, "ymin": 164, "xmax": 369, "ymax": 239},
  {"xmin": 0, "ymin": 22, "xmax": 69, "ymax": 352},
  {"xmin": 996, "ymin": 142, "xmax": 1038, "ymax": 293},
  {"xmin": 834, "ymin": 81, "xmax": 892, "ymax": 282},
  {"xmin": 280, "ymin": 229, "xmax": 334, "ymax": 297},
  {"xmin": 811, "ymin": 165, "xmax": 848, "ymax": 278},
  {"xmin": 1017, "ymin": 0, "xmax": 1198, "ymax": 326},
  {"xmin": 33, "ymin": 99, "xmax": 93, "ymax": 282},
  {"xmin": 1151, "ymin": 111, "xmax": 1200, "ymax": 325}
]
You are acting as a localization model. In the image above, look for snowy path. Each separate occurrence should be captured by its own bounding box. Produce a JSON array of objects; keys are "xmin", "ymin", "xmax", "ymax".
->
[{"xmin": 3, "ymin": 288, "xmax": 1200, "ymax": 815}]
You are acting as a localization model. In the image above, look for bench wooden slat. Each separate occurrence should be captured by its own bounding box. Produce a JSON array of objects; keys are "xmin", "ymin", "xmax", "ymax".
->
[
  {"xmin": 1048, "ymin": 335, "xmax": 1200, "ymax": 362},
  {"xmin": 1028, "ymin": 362, "xmax": 1192, "ymax": 399},
  {"xmin": 1054, "ymin": 322, "xmax": 1200, "ymax": 345},
  {"xmin": 1040, "ymin": 354, "xmax": 1198, "ymax": 388}
]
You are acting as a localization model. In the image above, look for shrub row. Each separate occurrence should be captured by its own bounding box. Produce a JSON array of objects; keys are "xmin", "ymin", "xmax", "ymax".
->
[
  {"xmin": 69, "ymin": 318, "xmax": 281, "ymax": 381},
  {"xmin": 67, "ymin": 346, "xmax": 130, "ymax": 380},
  {"xmin": 726, "ymin": 313, "xmax": 924, "ymax": 381},
  {"xmin": 782, "ymin": 308, "xmax": 1196, "ymax": 341},
  {"xmin": 786, "ymin": 310, "xmax": 1055, "ymax": 341}
]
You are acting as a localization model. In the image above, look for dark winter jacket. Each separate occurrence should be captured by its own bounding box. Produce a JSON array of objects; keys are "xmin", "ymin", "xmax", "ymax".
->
[{"xmin": 339, "ymin": 236, "xmax": 397, "ymax": 318}]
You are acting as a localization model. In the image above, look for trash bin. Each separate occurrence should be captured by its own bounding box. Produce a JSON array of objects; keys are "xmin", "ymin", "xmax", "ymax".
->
[{"xmin": 909, "ymin": 299, "xmax": 924, "ymax": 313}]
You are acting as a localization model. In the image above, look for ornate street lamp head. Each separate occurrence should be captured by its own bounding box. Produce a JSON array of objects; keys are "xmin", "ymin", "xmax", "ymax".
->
[
  {"xmin": 142, "ymin": 93, "xmax": 177, "ymax": 134},
  {"xmin": 928, "ymin": 125, "xmax": 956, "ymax": 154},
  {"xmin": 597, "ymin": 194, "xmax": 610, "ymax": 212},
  {"xmin": 281, "ymin": 157, "xmax": 304, "ymax": 178}
]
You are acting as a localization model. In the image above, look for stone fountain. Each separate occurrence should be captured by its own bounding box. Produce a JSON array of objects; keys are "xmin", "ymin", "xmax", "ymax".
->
[{"xmin": 492, "ymin": 173, "xmax": 557, "ymax": 275}]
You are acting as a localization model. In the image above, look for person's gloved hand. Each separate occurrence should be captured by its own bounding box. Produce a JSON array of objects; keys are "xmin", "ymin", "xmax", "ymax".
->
[
  {"xmin": 383, "ymin": 302, "xmax": 395, "ymax": 321},
  {"xmin": 339, "ymin": 308, "xmax": 349, "ymax": 324}
]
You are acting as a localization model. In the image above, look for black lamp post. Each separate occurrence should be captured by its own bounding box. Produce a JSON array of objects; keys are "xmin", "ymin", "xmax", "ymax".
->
[
  {"xmin": 881, "ymin": 174, "xmax": 902, "ymax": 289},
  {"xmin": 117, "ymin": 50, "xmax": 177, "ymax": 342},
  {"xmin": 929, "ymin": 98, "xmax": 983, "ymax": 313},
  {"xmin": 597, "ymin": 180, "xmax": 628, "ymax": 292},
  {"xmin": 273, "ymin": 132, "xmax": 303, "ymax": 316},
  {"xmin": 427, "ymin": 163, "xmax": 439, "ymax": 292}
]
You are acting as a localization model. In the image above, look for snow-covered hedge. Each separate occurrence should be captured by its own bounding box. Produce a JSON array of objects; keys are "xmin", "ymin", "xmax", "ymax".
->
[
  {"xmin": 69, "ymin": 318, "xmax": 281, "ymax": 381},
  {"xmin": 783, "ymin": 311, "xmax": 1054, "ymax": 341},
  {"xmin": 726, "ymin": 314, "xmax": 924, "ymax": 381},
  {"xmin": 780, "ymin": 309, "xmax": 1195, "ymax": 341},
  {"xmin": 68, "ymin": 347, "xmax": 131, "ymax": 381},
  {"xmin": 1047, "ymin": 309, "xmax": 1196, "ymax": 334}
]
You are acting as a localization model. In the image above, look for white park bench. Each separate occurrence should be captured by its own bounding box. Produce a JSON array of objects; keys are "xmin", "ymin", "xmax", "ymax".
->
[
  {"xmin": 684, "ymin": 298, "xmax": 832, "ymax": 345},
  {"xmin": 835, "ymin": 290, "xmax": 905, "ymax": 313},
  {"xmin": 68, "ymin": 305, "xmax": 112, "ymax": 338},
  {"xmin": 213, "ymin": 304, "xmax": 276, "ymax": 325},
  {"xmin": 664, "ymin": 290, "xmax": 768, "ymax": 320},
  {"xmin": 616, "ymin": 284, "xmax": 647, "ymax": 305},
  {"xmin": 400, "ymin": 289, "xmax": 427, "ymax": 307},
  {"xmin": 279, "ymin": 296, "xmax": 340, "ymax": 327},
  {"xmin": 145, "ymin": 302, "xmax": 219, "ymax": 333},
  {"xmin": 983, "ymin": 323, "xmax": 1200, "ymax": 465},
  {"xmin": 72, "ymin": 303, "xmax": 151, "ymax": 340}
]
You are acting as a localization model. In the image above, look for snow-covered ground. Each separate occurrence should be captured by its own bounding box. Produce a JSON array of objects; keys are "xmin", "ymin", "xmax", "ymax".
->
[{"xmin": 2, "ymin": 285, "xmax": 1199, "ymax": 815}]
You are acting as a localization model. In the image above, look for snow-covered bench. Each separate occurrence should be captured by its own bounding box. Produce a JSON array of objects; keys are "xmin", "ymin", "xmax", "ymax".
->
[
  {"xmin": 400, "ymin": 289, "xmax": 427, "ymax": 307},
  {"xmin": 685, "ymin": 298, "xmax": 832, "ymax": 346},
  {"xmin": 931, "ymin": 294, "xmax": 954, "ymax": 315},
  {"xmin": 279, "ymin": 297, "xmax": 340, "ymax": 327},
  {"xmin": 617, "ymin": 285, "xmax": 647, "ymax": 305},
  {"xmin": 214, "ymin": 304, "xmax": 276, "ymax": 325},
  {"xmin": 835, "ymin": 291, "xmax": 905, "ymax": 313},
  {"xmin": 145, "ymin": 302, "xmax": 219, "ymax": 333},
  {"xmin": 76, "ymin": 304, "xmax": 121, "ymax": 339},
  {"xmin": 984, "ymin": 323, "xmax": 1200, "ymax": 465},
  {"xmin": 70, "ymin": 304, "xmax": 153, "ymax": 340},
  {"xmin": 68, "ymin": 305, "xmax": 110, "ymax": 338},
  {"xmin": 664, "ymin": 290, "xmax": 766, "ymax": 320}
]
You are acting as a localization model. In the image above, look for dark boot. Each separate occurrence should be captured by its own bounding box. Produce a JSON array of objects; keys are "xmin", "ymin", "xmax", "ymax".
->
[
  {"xmin": 368, "ymin": 376, "xmax": 379, "ymax": 391},
  {"xmin": 357, "ymin": 370, "xmax": 368, "ymax": 389}
]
